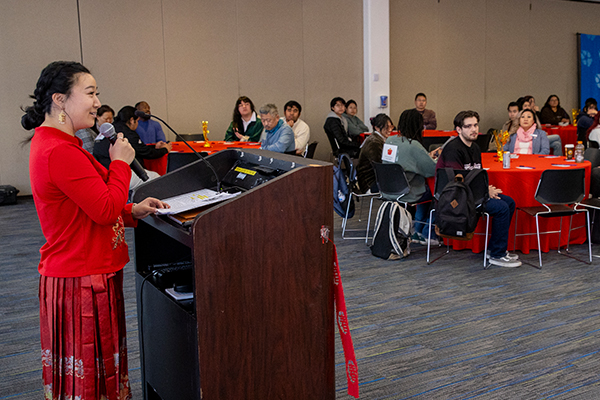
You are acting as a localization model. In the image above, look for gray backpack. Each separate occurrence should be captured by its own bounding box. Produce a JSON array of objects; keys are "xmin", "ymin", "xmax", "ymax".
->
[{"xmin": 370, "ymin": 201, "xmax": 413, "ymax": 260}]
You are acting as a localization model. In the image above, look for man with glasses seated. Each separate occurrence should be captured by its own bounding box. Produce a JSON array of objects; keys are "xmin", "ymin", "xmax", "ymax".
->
[
  {"xmin": 436, "ymin": 110, "xmax": 521, "ymax": 268},
  {"xmin": 259, "ymin": 103, "xmax": 295, "ymax": 153}
]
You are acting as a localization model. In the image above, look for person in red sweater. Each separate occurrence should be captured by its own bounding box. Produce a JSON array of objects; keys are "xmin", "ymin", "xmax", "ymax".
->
[{"xmin": 21, "ymin": 61, "xmax": 169, "ymax": 400}]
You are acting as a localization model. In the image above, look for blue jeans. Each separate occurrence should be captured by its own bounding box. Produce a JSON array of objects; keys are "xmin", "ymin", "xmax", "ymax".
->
[
  {"xmin": 548, "ymin": 134, "xmax": 562, "ymax": 156},
  {"xmin": 414, "ymin": 186, "xmax": 434, "ymax": 237},
  {"xmin": 483, "ymin": 193, "xmax": 516, "ymax": 258}
]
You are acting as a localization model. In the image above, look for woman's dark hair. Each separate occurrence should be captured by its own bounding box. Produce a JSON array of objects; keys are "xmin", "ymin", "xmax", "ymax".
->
[
  {"xmin": 232, "ymin": 96, "xmax": 255, "ymax": 132},
  {"xmin": 114, "ymin": 106, "xmax": 138, "ymax": 125},
  {"xmin": 519, "ymin": 109, "xmax": 537, "ymax": 127},
  {"xmin": 330, "ymin": 97, "xmax": 346, "ymax": 110},
  {"xmin": 543, "ymin": 94, "xmax": 560, "ymax": 109},
  {"xmin": 583, "ymin": 97, "xmax": 597, "ymax": 114},
  {"xmin": 345, "ymin": 99, "xmax": 357, "ymax": 108},
  {"xmin": 371, "ymin": 113, "xmax": 392, "ymax": 133},
  {"xmin": 97, "ymin": 105, "xmax": 115, "ymax": 117},
  {"xmin": 21, "ymin": 61, "xmax": 91, "ymax": 131},
  {"xmin": 398, "ymin": 109, "xmax": 424, "ymax": 143}
]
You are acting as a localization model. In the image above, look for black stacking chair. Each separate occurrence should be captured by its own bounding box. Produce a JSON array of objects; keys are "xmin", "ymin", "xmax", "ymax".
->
[
  {"xmin": 339, "ymin": 154, "xmax": 378, "ymax": 242},
  {"xmin": 369, "ymin": 162, "xmax": 427, "ymax": 246},
  {"xmin": 179, "ymin": 134, "xmax": 206, "ymax": 141},
  {"xmin": 514, "ymin": 168, "xmax": 591, "ymax": 268},
  {"xmin": 304, "ymin": 141, "xmax": 318, "ymax": 159},
  {"xmin": 324, "ymin": 130, "xmax": 341, "ymax": 157},
  {"xmin": 427, "ymin": 168, "xmax": 491, "ymax": 267},
  {"xmin": 584, "ymin": 147, "xmax": 600, "ymax": 169}
]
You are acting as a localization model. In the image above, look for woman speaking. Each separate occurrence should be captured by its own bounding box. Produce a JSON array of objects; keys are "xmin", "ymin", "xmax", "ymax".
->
[{"xmin": 22, "ymin": 61, "xmax": 169, "ymax": 400}]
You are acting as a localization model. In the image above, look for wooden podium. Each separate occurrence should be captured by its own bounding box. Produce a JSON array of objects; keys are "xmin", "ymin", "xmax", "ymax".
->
[{"xmin": 132, "ymin": 149, "xmax": 335, "ymax": 399}]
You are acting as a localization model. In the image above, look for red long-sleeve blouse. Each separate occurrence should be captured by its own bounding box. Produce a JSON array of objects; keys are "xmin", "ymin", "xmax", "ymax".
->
[{"xmin": 30, "ymin": 126, "xmax": 136, "ymax": 277}]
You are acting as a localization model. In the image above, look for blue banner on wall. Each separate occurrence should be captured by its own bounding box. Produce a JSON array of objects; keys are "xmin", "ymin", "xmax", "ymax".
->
[{"xmin": 580, "ymin": 33, "xmax": 600, "ymax": 108}]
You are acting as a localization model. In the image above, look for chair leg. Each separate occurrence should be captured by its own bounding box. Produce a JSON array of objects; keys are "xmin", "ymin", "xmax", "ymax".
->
[
  {"xmin": 536, "ymin": 214, "xmax": 543, "ymax": 267},
  {"xmin": 483, "ymin": 213, "xmax": 490, "ymax": 269},
  {"xmin": 365, "ymin": 197, "xmax": 376, "ymax": 244},
  {"xmin": 557, "ymin": 216, "xmax": 563, "ymax": 254},
  {"xmin": 566, "ymin": 214, "xmax": 574, "ymax": 253},
  {"xmin": 513, "ymin": 209, "xmax": 519, "ymax": 252},
  {"xmin": 427, "ymin": 208, "xmax": 434, "ymax": 263},
  {"xmin": 586, "ymin": 210, "xmax": 593, "ymax": 263},
  {"xmin": 341, "ymin": 193, "xmax": 353, "ymax": 238}
]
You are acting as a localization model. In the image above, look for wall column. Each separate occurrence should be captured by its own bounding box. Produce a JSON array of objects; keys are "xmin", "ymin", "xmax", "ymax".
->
[{"xmin": 363, "ymin": 0, "xmax": 390, "ymax": 129}]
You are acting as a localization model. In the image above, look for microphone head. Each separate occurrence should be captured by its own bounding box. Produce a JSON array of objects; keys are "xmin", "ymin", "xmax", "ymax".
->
[
  {"xmin": 135, "ymin": 110, "xmax": 151, "ymax": 119},
  {"xmin": 99, "ymin": 122, "xmax": 116, "ymax": 139}
]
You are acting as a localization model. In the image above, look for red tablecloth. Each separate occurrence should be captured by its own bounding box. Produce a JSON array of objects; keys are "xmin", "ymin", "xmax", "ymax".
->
[
  {"xmin": 541, "ymin": 125, "xmax": 577, "ymax": 148},
  {"xmin": 437, "ymin": 153, "xmax": 591, "ymax": 254},
  {"xmin": 144, "ymin": 141, "xmax": 261, "ymax": 175},
  {"xmin": 422, "ymin": 130, "xmax": 458, "ymax": 137}
]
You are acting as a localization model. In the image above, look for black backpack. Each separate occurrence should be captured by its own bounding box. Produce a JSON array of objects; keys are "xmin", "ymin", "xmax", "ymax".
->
[
  {"xmin": 371, "ymin": 201, "xmax": 413, "ymax": 260},
  {"xmin": 435, "ymin": 169, "xmax": 487, "ymax": 240},
  {"xmin": 333, "ymin": 154, "xmax": 355, "ymax": 218}
]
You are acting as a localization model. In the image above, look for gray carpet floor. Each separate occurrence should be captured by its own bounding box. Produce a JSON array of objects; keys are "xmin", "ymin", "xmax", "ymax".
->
[{"xmin": 2, "ymin": 197, "xmax": 600, "ymax": 399}]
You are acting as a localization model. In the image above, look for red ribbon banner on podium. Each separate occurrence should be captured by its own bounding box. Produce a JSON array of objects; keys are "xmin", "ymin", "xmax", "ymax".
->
[{"xmin": 333, "ymin": 243, "xmax": 359, "ymax": 398}]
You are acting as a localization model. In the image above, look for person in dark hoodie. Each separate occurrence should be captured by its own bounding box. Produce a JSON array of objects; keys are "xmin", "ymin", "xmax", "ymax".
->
[
  {"xmin": 323, "ymin": 97, "xmax": 361, "ymax": 158},
  {"xmin": 93, "ymin": 105, "xmax": 170, "ymax": 189}
]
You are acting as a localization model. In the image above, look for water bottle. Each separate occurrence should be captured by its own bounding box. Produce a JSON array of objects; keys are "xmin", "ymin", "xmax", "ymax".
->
[{"xmin": 574, "ymin": 141, "xmax": 585, "ymax": 163}]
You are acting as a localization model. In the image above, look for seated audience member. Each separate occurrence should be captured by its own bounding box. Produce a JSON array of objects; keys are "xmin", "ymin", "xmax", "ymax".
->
[
  {"xmin": 259, "ymin": 104, "xmax": 295, "ymax": 153},
  {"xmin": 501, "ymin": 102, "xmax": 521, "ymax": 135},
  {"xmin": 94, "ymin": 106, "xmax": 171, "ymax": 189},
  {"xmin": 504, "ymin": 110, "xmax": 550, "ymax": 155},
  {"xmin": 135, "ymin": 101, "xmax": 167, "ymax": 144},
  {"xmin": 522, "ymin": 99, "xmax": 562, "ymax": 155},
  {"xmin": 356, "ymin": 113, "xmax": 393, "ymax": 193},
  {"xmin": 75, "ymin": 104, "xmax": 114, "ymax": 153},
  {"xmin": 412, "ymin": 93, "xmax": 437, "ymax": 130},
  {"xmin": 577, "ymin": 97, "xmax": 598, "ymax": 146},
  {"xmin": 282, "ymin": 100, "xmax": 310, "ymax": 154},
  {"xmin": 324, "ymin": 97, "xmax": 361, "ymax": 158},
  {"xmin": 383, "ymin": 109, "xmax": 438, "ymax": 244},
  {"xmin": 539, "ymin": 94, "xmax": 570, "ymax": 125},
  {"xmin": 587, "ymin": 112, "xmax": 600, "ymax": 148},
  {"xmin": 224, "ymin": 96, "xmax": 263, "ymax": 142},
  {"xmin": 523, "ymin": 95, "xmax": 541, "ymax": 120},
  {"xmin": 342, "ymin": 99, "xmax": 369, "ymax": 137},
  {"xmin": 437, "ymin": 110, "xmax": 521, "ymax": 268}
]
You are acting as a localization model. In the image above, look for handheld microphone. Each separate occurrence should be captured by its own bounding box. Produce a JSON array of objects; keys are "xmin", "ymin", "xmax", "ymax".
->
[
  {"xmin": 99, "ymin": 123, "xmax": 149, "ymax": 182},
  {"xmin": 134, "ymin": 110, "xmax": 221, "ymax": 192}
]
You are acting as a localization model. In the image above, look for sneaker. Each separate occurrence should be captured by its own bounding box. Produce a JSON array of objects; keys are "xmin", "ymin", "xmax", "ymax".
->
[
  {"xmin": 487, "ymin": 251, "xmax": 519, "ymax": 261},
  {"xmin": 410, "ymin": 232, "xmax": 426, "ymax": 245},
  {"xmin": 424, "ymin": 237, "xmax": 439, "ymax": 246},
  {"xmin": 488, "ymin": 255, "xmax": 522, "ymax": 268}
]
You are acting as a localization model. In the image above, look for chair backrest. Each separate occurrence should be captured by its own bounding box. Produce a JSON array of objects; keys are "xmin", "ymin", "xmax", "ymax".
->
[
  {"xmin": 179, "ymin": 134, "xmax": 206, "ymax": 141},
  {"xmin": 338, "ymin": 153, "xmax": 357, "ymax": 188},
  {"xmin": 434, "ymin": 168, "xmax": 489, "ymax": 207},
  {"xmin": 304, "ymin": 141, "xmax": 318, "ymax": 159},
  {"xmin": 590, "ymin": 140, "xmax": 600, "ymax": 149},
  {"xmin": 167, "ymin": 153, "xmax": 201, "ymax": 173},
  {"xmin": 584, "ymin": 147, "xmax": 600, "ymax": 169},
  {"xmin": 324, "ymin": 129, "xmax": 340, "ymax": 157},
  {"xmin": 371, "ymin": 162, "xmax": 411, "ymax": 200},
  {"xmin": 475, "ymin": 132, "xmax": 492, "ymax": 152},
  {"xmin": 534, "ymin": 168, "xmax": 586, "ymax": 205}
]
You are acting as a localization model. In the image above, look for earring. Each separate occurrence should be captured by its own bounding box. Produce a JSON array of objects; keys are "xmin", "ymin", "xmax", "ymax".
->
[{"xmin": 58, "ymin": 109, "xmax": 66, "ymax": 125}]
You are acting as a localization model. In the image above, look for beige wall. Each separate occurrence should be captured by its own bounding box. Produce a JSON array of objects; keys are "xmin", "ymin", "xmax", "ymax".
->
[
  {"xmin": 390, "ymin": 0, "xmax": 600, "ymax": 133},
  {"xmin": 1, "ymin": 0, "xmax": 363, "ymax": 195}
]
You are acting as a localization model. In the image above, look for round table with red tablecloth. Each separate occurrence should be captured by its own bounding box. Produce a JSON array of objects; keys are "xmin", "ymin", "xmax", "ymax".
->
[{"xmin": 435, "ymin": 153, "xmax": 591, "ymax": 254}]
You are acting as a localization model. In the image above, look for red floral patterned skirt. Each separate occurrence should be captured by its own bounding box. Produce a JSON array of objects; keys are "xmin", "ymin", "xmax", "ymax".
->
[{"xmin": 39, "ymin": 270, "xmax": 131, "ymax": 400}]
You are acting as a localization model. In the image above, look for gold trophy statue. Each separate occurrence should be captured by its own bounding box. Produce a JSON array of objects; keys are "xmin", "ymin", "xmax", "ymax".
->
[
  {"xmin": 202, "ymin": 120, "xmax": 211, "ymax": 148},
  {"xmin": 572, "ymin": 109, "xmax": 579, "ymax": 126},
  {"xmin": 493, "ymin": 130, "xmax": 511, "ymax": 162}
]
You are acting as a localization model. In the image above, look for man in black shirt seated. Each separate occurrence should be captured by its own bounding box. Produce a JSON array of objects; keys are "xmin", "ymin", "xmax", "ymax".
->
[{"xmin": 436, "ymin": 110, "xmax": 521, "ymax": 268}]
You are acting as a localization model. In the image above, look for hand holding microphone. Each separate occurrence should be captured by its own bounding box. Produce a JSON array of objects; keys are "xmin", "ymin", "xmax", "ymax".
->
[
  {"xmin": 109, "ymin": 132, "xmax": 135, "ymax": 165},
  {"xmin": 99, "ymin": 122, "xmax": 150, "ymax": 182}
]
